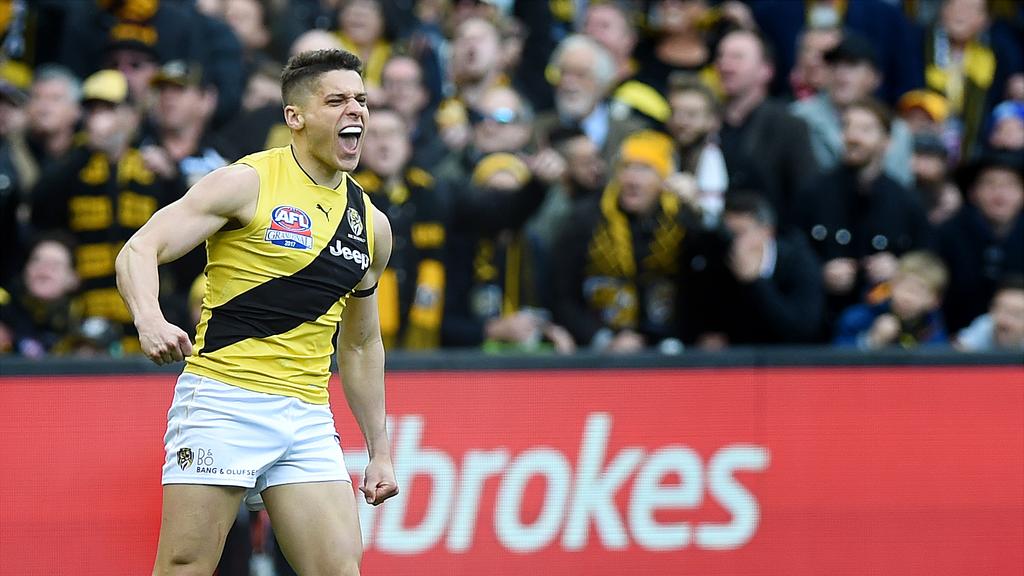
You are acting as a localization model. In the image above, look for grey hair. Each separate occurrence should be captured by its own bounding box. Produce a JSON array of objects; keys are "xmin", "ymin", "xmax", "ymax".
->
[
  {"xmin": 549, "ymin": 34, "xmax": 616, "ymax": 91},
  {"xmin": 32, "ymin": 64, "xmax": 82, "ymax": 102}
]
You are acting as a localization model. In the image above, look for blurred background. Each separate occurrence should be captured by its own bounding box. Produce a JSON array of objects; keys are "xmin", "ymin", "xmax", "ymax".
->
[
  {"xmin": 0, "ymin": 0, "xmax": 1021, "ymax": 357},
  {"xmin": 0, "ymin": 1, "xmax": 1021, "ymax": 575}
]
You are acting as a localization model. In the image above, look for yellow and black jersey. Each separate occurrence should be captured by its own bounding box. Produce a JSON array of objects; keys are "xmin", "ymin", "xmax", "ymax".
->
[{"xmin": 185, "ymin": 146, "xmax": 374, "ymax": 404}]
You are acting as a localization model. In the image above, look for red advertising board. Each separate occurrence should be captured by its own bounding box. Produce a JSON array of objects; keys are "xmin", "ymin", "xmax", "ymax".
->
[{"xmin": 0, "ymin": 366, "xmax": 1022, "ymax": 575}]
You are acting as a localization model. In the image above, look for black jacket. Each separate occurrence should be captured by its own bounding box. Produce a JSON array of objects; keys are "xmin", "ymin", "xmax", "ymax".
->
[
  {"xmin": 679, "ymin": 231, "xmax": 825, "ymax": 345},
  {"xmin": 720, "ymin": 100, "xmax": 819, "ymax": 231},
  {"xmin": 938, "ymin": 206, "xmax": 1024, "ymax": 332},
  {"xmin": 441, "ymin": 178, "xmax": 551, "ymax": 347},
  {"xmin": 796, "ymin": 166, "xmax": 934, "ymax": 325},
  {"xmin": 796, "ymin": 167, "xmax": 934, "ymax": 263}
]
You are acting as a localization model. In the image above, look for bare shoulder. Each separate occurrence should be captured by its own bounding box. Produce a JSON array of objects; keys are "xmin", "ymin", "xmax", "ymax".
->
[
  {"xmin": 369, "ymin": 204, "xmax": 392, "ymax": 274},
  {"xmin": 184, "ymin": 163, "xmax": 260, "ymax": 223}
]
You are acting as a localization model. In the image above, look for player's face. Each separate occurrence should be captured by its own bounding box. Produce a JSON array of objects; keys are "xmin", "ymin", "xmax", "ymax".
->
[{"xmin": 305, "ymin": 69, "xmax": 369, "ymax": 173}]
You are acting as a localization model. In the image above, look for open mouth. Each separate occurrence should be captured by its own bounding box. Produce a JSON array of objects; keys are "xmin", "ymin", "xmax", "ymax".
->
[{"xmin": 338, "ymin": 125, "xmax": 363, "ymax": 154}]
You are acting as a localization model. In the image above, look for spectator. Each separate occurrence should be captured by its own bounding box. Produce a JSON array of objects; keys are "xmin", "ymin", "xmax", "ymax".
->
[
  {"xmin": 25, "ymin": 65, "xmax": 81, "ymax": 172},
  {"xmin": 987, "ymin": 100, "xmax": 1024, "ymax": 153},
  {"xmin": 440, "ymin": 86, "xmax": 570, "ymax": 351},
  {"xmin": 896, "ymin": 89, "xmax": 951, "ymax": 138},
  {"xmin": 922, "ymin": 0, "xmax": 1015, "ymax": 160},
  {"xmin": 939, "ymin": 152, "xmax": 1023, "ymax": 332},
  {"xmin": 30, "ymin": 70, "xmax": 181, "ymax": 354},
  {"xmin": 534, "ymin": 34, "xmax": 646, "ymax": 165},
  {"xmin": 835, "ymin": 251, "xmax": 949, "ymax": 349},
  {"xmin": 441, "ymin": 146, "xmax": 572, "ymax": 352},
  {"xmin": 224, "ymin": 0, "xmax": 274, "ymax": 82},
  {"xmin": 552, "ymin": 130, "xmax": 697, "ymax": 353},
  {"xmin": 666, "ymin": 73, "xmax": 727, "ymax": 226},
  {"xmin": 381, "ymin": 55, "xmax": 446, "ymax": 169},
  {"xmin": 912, "ymin": 133, "xmax": 963, "ymax": 227},
  {"xmin": 435, "ymin": 16, "xmax": 509, "ymax": 153},
  {"xmin": 681, "ymin": 192, "xmax": 824, "ymax": 347},
  {"xmin": 788, "ymin": 26, "xmax": 841, "ymax": 101},
  {"xmin": 141, "ymin": 60, "xmax": 230, "ymax": 321},
  {"xmin": 796, "ymin": 99, "xmax": 933, "ymax": 328},
  {"xmin": 101, "ymin": 22, "xmax": 162, "ymax": 109},
  {"xmin": 750, "ymin": 0, "xmax": 922, "ymax": 103},
  {"xmin": 353, "ymin": 107, "xmax": 447, "ymax": 350},
  {"xmin": 715, "ymin": 28, "xmax": 818, "ymax": 230},
  {"xmin": 142, "ymin": 61, "xmax": 228, "ymax": 188},
  {"xmin": 0, "ymin": 232, "xmax": 80, "ymax": 357},
  {"xmin": 955, "ymin": 274, "xmax": 1024, "ymax": 352},
  {"xmin": 583, "ymin": 1, "xmax": 671, "ymax": 125},
  {"xmin": 791, "ymin": 33, "xmax": 915, "ymax": 187},
  {"xmin": 634, "ymin": 0, "xmax": 718, "ymax": 97},
  {"xmin": 436, "ymin": 85, "xmax": 534, "ymax": 189},
  {"xmin": 334, "ymin": 0, "xmax": 392, "ymax": 107},
  {"xmin": 526, "ymin": 124, "xmax": 608, "ymax": 259}
]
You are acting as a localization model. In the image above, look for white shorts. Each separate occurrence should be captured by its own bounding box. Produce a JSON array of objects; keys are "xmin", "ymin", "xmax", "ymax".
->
[{"xmin": 162, "ymin": 372, "xmax": 351, "ymax": 510}]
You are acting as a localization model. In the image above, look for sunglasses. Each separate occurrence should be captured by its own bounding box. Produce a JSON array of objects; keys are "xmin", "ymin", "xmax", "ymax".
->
[{"xmin": 469, "ymin": 107, "xmax": 530, "ymax": 125}]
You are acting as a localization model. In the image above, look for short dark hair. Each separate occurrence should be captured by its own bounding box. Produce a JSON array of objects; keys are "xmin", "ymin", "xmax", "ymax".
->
[
  {"xmin": 281, "ymin": 49, "xmax": 363, "ymax": 105},
  {"xmin": 847, "ymin": 97, "xmax": 893, "ymax": 135},
  {"xmin": 724, "ymin": 191, "xmax": 776, "ymax": 228}
]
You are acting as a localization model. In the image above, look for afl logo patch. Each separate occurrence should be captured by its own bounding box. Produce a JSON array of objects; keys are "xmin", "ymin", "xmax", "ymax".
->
[
  {"xmin": 266, "ymin": 205, "xmax": 313, "ymax": 249},
  {"xmin": 347, "ymin": 206, "xmax": 363, "ymax": 237}
]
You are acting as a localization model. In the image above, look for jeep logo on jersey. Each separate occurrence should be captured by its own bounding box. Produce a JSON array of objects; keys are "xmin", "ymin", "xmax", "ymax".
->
[
  {"xmin": 347, "ymin": 206, "xmax": 363, "ymax": 236},
  {"xmin": 330, "ymin": 241, "xmax": 370, "ymax": 270},
  {"xmin": 266, "ymin": 205, "xmax": 313, "ymax": 249}
]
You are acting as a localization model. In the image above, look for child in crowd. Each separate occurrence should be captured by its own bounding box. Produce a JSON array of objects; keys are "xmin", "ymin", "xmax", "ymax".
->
[{"xmin": 835, "ymin": 251, "xmax": 949, "ymax": 349}]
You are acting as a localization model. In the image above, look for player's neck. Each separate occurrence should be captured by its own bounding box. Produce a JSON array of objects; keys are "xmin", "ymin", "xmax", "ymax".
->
[{"xmin": 291, "ymin": 142, "xmax": 344, "ymax": 189}]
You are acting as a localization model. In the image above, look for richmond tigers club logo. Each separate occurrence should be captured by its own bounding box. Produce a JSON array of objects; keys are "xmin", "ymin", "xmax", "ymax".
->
[
  {"xmin": 177, "ymin": 447, "xmax": 194, "ymax": 470},
  {"xmin": 347, "ymin": 206, "xmax": 363, "ymax": 237}
]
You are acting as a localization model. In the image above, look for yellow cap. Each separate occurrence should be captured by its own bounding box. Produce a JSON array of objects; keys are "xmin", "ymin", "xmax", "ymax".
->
[
  {"xmin": 897, "ymin": 90, "xmax": 949, "ymax": 123},
  {"xmin": 618, "ymin": 130, "xmax": 676, "ymax": 178},
  {"xmin": 471, "ymin": 153, "xmax": 531, "ymax": 187},
  {"xmin": 82, "ymin": 69, "xmax": 129, "ymax": 105}
]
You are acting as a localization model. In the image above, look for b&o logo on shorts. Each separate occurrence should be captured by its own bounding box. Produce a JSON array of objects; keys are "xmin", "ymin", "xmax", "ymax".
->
[
  {"xmin": 266, "ymin": 205, "xmax": 313, "ymax": 249},
  {"xmin": 177, "ymin": 447, "xmax": 194, "ymax": 470}
]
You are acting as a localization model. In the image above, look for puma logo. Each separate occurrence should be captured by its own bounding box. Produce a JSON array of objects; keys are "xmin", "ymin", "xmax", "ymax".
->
[{"xmin": 316, "ymin": 203, "xmax": 332, "ymax": 220}]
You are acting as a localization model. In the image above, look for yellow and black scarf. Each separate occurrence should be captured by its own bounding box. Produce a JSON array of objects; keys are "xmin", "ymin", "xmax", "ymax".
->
[
  {"xmin": 583, "ymin": 183, "xmax": 685, "ymax": 330},
  {"xmin": 359, "ymin": 169, "xmax": 445, "ymax": 350}
]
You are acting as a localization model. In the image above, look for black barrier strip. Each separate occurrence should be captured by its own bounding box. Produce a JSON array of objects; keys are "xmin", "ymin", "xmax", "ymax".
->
[{"xmin": 0, "ymin": 348, "xmax": 1021, "ymax": 376}]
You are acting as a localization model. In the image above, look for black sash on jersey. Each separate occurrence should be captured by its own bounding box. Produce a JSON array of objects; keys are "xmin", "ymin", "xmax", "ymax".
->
[{"xmin": 200, "ymin": 178, "xmax": 370, "ymax": 354}]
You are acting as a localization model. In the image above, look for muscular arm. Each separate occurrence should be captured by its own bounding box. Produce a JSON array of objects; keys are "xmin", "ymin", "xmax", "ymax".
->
[
  {"xmin": 115, "ymin": 164, "xmax": 259, "ymax": 363},
  {"xmin": 338, "ymin": 206, "xmax": 398, "ymax": 505}
]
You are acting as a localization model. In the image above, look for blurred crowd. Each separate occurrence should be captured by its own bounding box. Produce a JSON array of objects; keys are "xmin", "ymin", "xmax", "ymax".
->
[{"xmin": 1, "ymin": 0, "xmax": 1023, "ymax": 360}]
